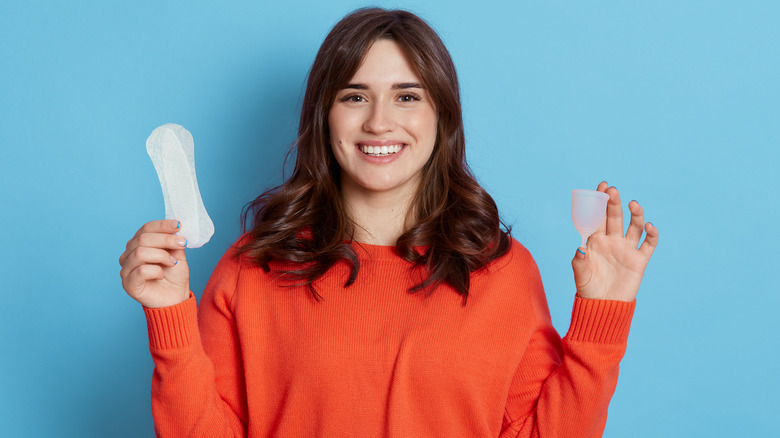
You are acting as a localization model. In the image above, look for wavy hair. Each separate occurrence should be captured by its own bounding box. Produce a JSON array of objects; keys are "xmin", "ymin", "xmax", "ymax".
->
[{"xmin": 239, "ymin": 8, "xmax": 511, "ymax": 302}]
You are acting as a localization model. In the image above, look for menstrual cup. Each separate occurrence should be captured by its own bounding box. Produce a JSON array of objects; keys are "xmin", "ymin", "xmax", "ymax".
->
[{"xmin": 571, "ymin": 189, "xmax": 610, "ymax": 248}]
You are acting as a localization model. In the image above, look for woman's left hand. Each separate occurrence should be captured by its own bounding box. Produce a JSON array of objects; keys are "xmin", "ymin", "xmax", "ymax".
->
[{"xmin": 572, "ymin": 181, "xmax": 659, "ymax": 302}]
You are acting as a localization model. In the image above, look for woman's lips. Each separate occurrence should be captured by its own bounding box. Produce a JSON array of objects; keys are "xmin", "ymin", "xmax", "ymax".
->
[
  {"xmin": 359, "ymin": 144, "xmax": 404, "ymax": 156},
  {"xmin": 355, "ymin": 143, "xmax": 406, "ymax": 162}
]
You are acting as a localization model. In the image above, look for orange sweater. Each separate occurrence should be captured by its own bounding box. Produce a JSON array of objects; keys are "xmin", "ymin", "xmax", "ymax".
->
[{"xmin": 144, "ymin": 238, "xmax": 635, "ymax": 437}]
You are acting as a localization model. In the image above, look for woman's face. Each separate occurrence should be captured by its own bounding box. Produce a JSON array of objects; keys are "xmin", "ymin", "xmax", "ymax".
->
[{"xmin": 329, "ymin": 39, "xmax": 438, "ymax": 201}]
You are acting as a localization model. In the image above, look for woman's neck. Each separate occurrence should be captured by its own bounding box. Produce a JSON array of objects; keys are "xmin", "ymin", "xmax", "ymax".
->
[{"xmin": 341, "ymin": 182, "xmax": 416, "ymax": 246}]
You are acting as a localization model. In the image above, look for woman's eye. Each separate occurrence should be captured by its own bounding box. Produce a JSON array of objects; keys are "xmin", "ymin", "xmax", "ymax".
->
[
  {"xmin": 340, "ymin": 95, "xmax": 366, "ymax": 103},
  {"xmin": 398, "ymin": 94, "xmax": 419, "ymax": 102}
]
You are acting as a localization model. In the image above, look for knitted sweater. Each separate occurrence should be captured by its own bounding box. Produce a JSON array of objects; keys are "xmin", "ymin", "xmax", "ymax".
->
[{"xmin": 144, "ymin": 238, "xmax": 635, "ymax": 437}]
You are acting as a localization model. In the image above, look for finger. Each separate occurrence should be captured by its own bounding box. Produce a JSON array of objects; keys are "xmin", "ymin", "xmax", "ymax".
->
[
  {"xmin": 128, "ymin": 220, "xmax": 182, "ymax": 248},
  {"xmin": 605, "ymin": 186, "xmax": 624, "ymax": 236},
  {"xmin": 123, "ymin": 232, "xmax": 188, "ymax": 261},
  {"xmin": 122, "ymin": 264, "xmax": 165, "ymax": 296},
  {"xmin": 120, "ymin": 246, "xmax": 179, "ymax": 279},
  {"xmin": 120, "ymin": 233, "xmax": 186, "ymax": 266},
  {"xmin": 592, "ymin": 181, "xmax": 610, "ymax": 235},
  {"xmin": 639, "ymin": 222, "xmax": 659, "ymax": 259},
  {"xmin": 625, "ymin": 200, "xmax": 645, "ymax": 245}
]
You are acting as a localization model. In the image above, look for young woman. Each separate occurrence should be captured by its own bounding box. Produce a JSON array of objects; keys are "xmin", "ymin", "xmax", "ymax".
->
[{"xmin": 119, "ymin": 8, "xmax": 658, "ymax": 437}]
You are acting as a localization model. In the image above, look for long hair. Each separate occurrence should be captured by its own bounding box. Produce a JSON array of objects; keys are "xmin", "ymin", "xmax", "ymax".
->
[{"xmin": 239, "ymin": 8, "xmax": 511, "ymax": 302}]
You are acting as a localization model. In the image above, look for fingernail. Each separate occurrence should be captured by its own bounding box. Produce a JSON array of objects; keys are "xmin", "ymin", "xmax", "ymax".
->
[
  {"xmin": 170, "ymin": 256, "xmax": 178, "ymax": 265},
  {"xmin": 647, "ymin": 222, "xmax": 653, "ymax": 228},
  {"xmin": 171, "ymin": 220, "xmax": 180, "ymax": 229},
  {"xmin": 176, "ymin": 238, "xmax": 187, "ymax": 247},
  {"xmin": 577, "ymin": 248, "xmax": 586, "ymax": 256}
]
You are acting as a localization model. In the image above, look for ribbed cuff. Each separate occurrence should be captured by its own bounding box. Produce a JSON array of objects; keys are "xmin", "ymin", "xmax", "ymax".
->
[
  {"xmin": 143, "ymin": 293, "xmax": 199, "ymax": 349},
  {"xmin": 566, "ymin": 296, "xmax": 636, "ymax": 344}
]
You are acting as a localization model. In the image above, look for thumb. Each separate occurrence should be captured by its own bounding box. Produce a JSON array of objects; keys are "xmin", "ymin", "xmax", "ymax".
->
[
  {"xmin": 170, "ymin": 247, "xmax": 187, "ymax": 262},
  {"xmin": 571, "ymin": 247, "xmax": 591, "ymax": 291},
  {"xmin": 164, "ymin": 248, "xmax": 190, "ymax": 288}
]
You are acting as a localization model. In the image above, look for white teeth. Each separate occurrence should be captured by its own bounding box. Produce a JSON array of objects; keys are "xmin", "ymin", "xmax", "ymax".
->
[{"xmin": 360, "ymin": 144, "xmax": 403, "ymax": 156}]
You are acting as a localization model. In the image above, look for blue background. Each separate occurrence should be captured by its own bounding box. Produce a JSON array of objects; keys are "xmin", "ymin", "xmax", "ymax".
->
[{"xmin": 1, "ymin": 1, "xmax": 778, "ymax": 436}]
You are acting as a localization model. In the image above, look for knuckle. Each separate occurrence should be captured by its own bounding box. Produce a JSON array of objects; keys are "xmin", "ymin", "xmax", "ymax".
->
[
  {"xmin": 133, "ymin": 225, "xmax": 147, "ymax": 239},
  {"xmin": 136, "ymin": 246, "xmax": 156, "ymax": 261},
  {"xmin": 137, "ymin": 233, "xmax": 154, "ymax": 248},
  {"xmin": 134, "ymin": 246, "xmax": 148, "ymax": 260}
]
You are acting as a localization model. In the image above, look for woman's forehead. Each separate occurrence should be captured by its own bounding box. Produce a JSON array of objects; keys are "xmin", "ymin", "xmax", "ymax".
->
[{"xmin": 346, "ymin": 40, "xmax": 423, "ymax": 87}]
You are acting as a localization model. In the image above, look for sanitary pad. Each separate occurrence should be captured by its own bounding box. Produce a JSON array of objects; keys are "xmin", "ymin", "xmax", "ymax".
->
[{"xmin": 146, "ymin": 123, "xmax": 214, "ymax": 248}]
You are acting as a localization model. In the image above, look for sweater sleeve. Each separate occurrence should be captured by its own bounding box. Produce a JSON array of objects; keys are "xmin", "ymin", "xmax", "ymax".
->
[
  {"xmin": 144, "ymin": 246, "xmax": 247, "ymax": 437},
  {"xmin": 500, "ymin": 271, "xmax": 635, "ymax": 437}
]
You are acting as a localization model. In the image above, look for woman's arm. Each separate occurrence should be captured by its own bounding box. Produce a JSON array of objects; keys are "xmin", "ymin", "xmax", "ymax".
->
[
  {"xmin": 501, "ymin": 183, "xmax": 657, "ymax": 437},
  {"xmin": 143, "ymin": 244, "xmax": 248, "ymax": 437},
  {"xmin": 501, "ymin": 293, "xmax": 634, "ymax": 437}
]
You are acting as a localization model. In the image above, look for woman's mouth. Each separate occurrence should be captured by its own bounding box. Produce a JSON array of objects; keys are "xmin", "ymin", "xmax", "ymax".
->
[{"xmin": 359, "ymin": 144, "xmax": 404, "ymax": 156}]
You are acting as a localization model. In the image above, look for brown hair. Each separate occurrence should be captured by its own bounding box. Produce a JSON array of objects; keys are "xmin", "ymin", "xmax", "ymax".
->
[{"xmin": 239, "ymin": 8, "xmax": 511, "ymax": 302}]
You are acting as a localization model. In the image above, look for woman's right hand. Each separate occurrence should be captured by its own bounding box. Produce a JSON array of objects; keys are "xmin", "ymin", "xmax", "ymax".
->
[{"xmin": 119, "ymin": 220, "xmax": 190, "ymax": 308}]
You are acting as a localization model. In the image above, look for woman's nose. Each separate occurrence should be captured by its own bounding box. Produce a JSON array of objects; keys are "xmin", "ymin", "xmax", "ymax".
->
[{"xmin": 362, "ymin": 102, "xmax": 395, "ymax": 134}]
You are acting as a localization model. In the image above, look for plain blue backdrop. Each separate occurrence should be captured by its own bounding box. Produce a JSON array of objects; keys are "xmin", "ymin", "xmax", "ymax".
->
[{"xmin": 1, "ymin": 1, "xmax": 778, "ymax": 436}]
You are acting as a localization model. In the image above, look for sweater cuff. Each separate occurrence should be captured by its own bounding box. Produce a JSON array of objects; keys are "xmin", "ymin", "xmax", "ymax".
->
[
  {"xmin": 143, "ymin": 292, "xmax": 199, "ymax": 350},
  {"xmin": 566, "ymin": 296, "xmax": 636, "ymax": 344}
]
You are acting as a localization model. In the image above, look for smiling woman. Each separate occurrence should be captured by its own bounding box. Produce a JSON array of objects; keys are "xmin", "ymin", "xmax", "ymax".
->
[
  {"xmin": 238, "ymin": 8, "xmax": 513, "ymax": 298},
  {"xmin": 117, "ymin": 7, "xmax": 658, "ymax": 438},
  {"xmin": 329, "ymin": 39, "xmax": 438, "ymax": 244}
]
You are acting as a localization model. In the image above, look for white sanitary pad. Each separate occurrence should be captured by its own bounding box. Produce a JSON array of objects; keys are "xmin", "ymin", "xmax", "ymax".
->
[{"xmin": 146, "ymin": 123, "xmax": 214, "ymax": 248}]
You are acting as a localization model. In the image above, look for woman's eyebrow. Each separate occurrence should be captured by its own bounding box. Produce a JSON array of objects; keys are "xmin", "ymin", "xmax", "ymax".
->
[
  {"xmin": 392, "ymin": 82, "xmax": 424, "ymax": 90},
  {"xmin": 342, "ymin": 82, "xmax": 424, "ymax": 90}
]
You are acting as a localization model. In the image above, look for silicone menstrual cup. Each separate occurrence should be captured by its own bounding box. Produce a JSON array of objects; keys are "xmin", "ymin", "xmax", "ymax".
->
[{"xmin": 571, "ymin": 189, "xmax": 610, "ymax": 248}]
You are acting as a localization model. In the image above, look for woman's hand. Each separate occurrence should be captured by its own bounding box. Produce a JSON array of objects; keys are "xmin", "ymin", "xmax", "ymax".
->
[
  {"xmin": 119, "ymin": 220, "xmax": 190, "ymax": 308},
  {"xmin": 571, "ymin": 182, "xmax": 659, "ymax": 302}
]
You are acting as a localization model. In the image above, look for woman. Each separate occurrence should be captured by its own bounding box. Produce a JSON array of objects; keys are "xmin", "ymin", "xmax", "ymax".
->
[{"xmin": 119, "ymin": 8, "xmax": 658, "ymax": 437}]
